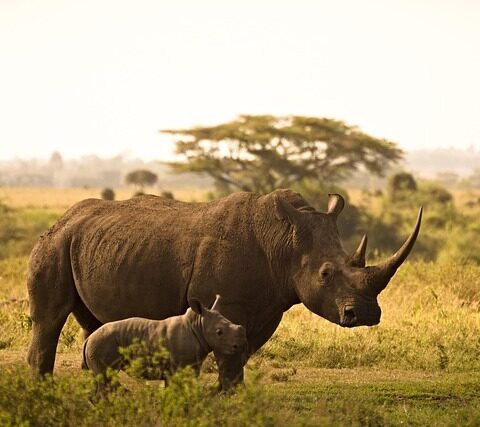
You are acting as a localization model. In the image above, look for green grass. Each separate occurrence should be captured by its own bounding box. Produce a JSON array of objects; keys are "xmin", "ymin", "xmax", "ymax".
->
[
  {"xmin": 0, "ymin": 204, "xmax": 59, "ymax": 260},
  {"xmin": 265, "ymin": 371, "xmax": 480, "ymax": 426},
  {"xmin": 0, "ymin": 365, "xmax": 479, "ymax": 426}
]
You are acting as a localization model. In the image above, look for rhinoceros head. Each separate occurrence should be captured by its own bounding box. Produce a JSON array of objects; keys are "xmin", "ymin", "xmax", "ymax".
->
[
  {"xmin": 190, "ymin": 294, "xmax": 247, "ymax": 354},
  {"xmin": 274, "ymin": 192, "xmax": 422, "ymax": 327}
]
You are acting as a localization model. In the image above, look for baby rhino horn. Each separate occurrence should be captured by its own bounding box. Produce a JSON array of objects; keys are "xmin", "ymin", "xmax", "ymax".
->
[{"xmin": 210, "ymin": 294, "xmax": 221, "ymax": 310}]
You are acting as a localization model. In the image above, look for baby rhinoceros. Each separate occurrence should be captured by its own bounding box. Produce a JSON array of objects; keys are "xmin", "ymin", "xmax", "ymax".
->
[{"xmin": 82, "ymin": 295, "xmax": 247, "ymax": 394}]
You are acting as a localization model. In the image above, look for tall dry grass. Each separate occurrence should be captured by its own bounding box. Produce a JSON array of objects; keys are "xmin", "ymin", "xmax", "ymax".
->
[{"xmin": 0, "ymin": 186, "xmax": 210, "ymax": 209}]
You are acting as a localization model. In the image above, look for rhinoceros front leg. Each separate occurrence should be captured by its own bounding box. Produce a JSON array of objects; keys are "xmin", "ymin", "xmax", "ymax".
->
[
  {"xmin": 213, "ymin": 312, "xmax": 283, "ymax": 391},
  {"xmin": 214, "ymin": 350, "xmax": 245, "ymax": 391},
  {"xmin": 247, "ymin": 312, "xmax": 283, "ymax": 355}
]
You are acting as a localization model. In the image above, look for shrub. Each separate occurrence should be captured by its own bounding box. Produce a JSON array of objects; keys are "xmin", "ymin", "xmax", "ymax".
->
[
  {"xmin": 388, "ymin": 172, "xmax": 417, "ymax": 200},
  {"xmin": 421, "ymin": 182, "xmax": 453, "ymax": 205},
  {"xmin": 118, "ymin": 338, "xmax": 170, "ymax": 380},
  {"xmin": 100, "ymin": 187, "xmax": 115, "ymax": 200},
  {"xmin": 161, "ymin": 190, "xmax": 174, "ymax": 199},
  {"xmin": 0, "ymin": 365, "xmax": 282, "ymax": 426}
]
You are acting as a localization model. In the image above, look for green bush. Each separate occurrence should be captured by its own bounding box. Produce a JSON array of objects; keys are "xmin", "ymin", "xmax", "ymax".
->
[
  {"xmin": 0, "ymin": 365, "xmax": 282, "ymax": 427},
  {"xmin": 160, "ymin": 190, "xmax": 174, "ymax": 199},
  {"xmin": 100, "ymin": 188, "xmax": 115, "ymax": 201},
  {"xmin": 388, "ymin": 172, "xmax": 417, "ymax": 200},
  {"xmin": 0, "ymin": 206, "xmax": 58, "ymax": 260},
  {"xmin": 118, "ymin": 338, "xmax": 170, "ymax": 380}
]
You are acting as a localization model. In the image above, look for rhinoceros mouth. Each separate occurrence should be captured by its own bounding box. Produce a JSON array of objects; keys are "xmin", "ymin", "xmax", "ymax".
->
[
  {"xmin": 222, "ymin": 345, "xmax": 246, "ymax": 355},
  {"xmin": 339, "ymin": 305, "xmax": 381, "ymax": 327},
  {"xmin": 339, "ymin": 305, "xmax": 357, "ymax": 327}
]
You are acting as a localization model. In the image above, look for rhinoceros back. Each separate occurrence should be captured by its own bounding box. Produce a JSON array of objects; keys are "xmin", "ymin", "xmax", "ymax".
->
[{"xmin": 49, "ymin": 193, "xmax": 263, "ymax": 324}]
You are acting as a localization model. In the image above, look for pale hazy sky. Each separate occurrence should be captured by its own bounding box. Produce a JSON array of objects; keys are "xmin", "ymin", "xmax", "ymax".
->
[{"xmin": 1, "ymin": 0, "xmax": 479, "ymax": 161}]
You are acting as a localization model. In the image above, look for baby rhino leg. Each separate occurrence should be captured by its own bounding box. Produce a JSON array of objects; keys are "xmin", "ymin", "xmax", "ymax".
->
[{"xmin": 83, "ymin": 337, "xmax": 123, "ymax": 397}]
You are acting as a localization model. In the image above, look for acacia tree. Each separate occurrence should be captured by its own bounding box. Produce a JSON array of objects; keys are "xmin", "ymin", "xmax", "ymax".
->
[
  {"xmin": 125, "ymin": 169, "xmax": 158, "ymax": 193},
  {"xmin": 162, "ymin": 115, "xmax": 403, "ymax": 194}
]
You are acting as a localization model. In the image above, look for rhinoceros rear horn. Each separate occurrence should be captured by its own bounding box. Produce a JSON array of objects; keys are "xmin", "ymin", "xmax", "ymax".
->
[
  {"xmin": 210, "ymin": 294, "xmax": 221, "ymax": 310},
  {"xmin": 349, "ymin": 234, "xmax": 368, "ymax": 268},
  {"xmin": 327, "ymin": 193, "xmax": 345, "ymax": 219},
  {"xmin": 368, "ymin": 207, "xmax": 423, "ymax": 294}
]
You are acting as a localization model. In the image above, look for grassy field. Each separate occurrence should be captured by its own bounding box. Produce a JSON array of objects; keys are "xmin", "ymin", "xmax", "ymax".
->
[
  {"xmin": 0, "ymin": 187, "xmax": 479, "ymax": 426},
  {"xmin": 0, "ymin": 186, "xmax": 211, "ymax": 209}
]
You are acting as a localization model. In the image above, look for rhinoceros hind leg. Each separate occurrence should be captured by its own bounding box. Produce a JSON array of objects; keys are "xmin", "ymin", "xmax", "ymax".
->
[
  {"xmin": 27, "ymin": 309, "xmax": 72, "ymax": 376},
  {"xmin": 26, "ymin": 251, "xmax": 76, "ymax": 376}
]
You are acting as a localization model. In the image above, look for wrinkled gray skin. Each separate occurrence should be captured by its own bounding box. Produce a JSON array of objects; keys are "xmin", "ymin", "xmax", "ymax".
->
[
  {"xmin": 27, "ymin": 189, "xmax": 422, "ymax": 390},
  {"xmin": 83, "ymin": 295, "xmax": 247, "ymax": 394}
]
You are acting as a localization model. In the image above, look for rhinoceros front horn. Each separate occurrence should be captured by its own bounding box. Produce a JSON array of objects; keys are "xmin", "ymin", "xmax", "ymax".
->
[{"xmin": 367, "ymin": 207, "xmax": 423, "ymax": 294}]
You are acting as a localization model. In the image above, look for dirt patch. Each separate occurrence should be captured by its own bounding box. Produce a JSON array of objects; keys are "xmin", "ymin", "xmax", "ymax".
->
[{"xmin": 0, "ymin": 350, "xmax": 81, "ymax": 374}]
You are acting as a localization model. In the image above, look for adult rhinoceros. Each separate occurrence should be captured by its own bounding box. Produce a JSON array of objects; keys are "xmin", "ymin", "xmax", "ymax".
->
[{"xmin": 27, "ymin": 189, "xmax": 421, "ymax": 389}]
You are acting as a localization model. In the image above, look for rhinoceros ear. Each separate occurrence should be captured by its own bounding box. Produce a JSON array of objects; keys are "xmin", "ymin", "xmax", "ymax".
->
[
  {"xmin": 189, "ymin": 298, "xmax": 203, "ymax": 315},
  {"xmin": 327, "ymin": 193, "xmax": 345, "ymax": 219},
  {"xmin": 274, "ymin": 196, "xmax": 300, "ymax": 226}
]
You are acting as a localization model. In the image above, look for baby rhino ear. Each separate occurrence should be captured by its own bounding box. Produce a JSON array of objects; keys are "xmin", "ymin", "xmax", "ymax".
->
[{"xmin": 189, "ymin": 298, "xmax": 204, "ymax": 315}]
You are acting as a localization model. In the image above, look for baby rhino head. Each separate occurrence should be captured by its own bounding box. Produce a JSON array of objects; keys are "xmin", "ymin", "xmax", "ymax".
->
[{"xmin": 190, "ymin": 295, "xmax": 247, "ymax": 355}]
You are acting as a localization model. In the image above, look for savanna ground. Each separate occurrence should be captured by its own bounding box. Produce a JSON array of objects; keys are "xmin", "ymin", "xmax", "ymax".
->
[{"xmin": 0, "ymin": 187, "xmax": 479, "ymax": 426}]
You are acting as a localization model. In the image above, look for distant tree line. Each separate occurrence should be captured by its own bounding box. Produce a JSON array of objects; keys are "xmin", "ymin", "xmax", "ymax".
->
[{"xmin": 0, "ymin": 155, "xmax": 211, "ymax": 189}]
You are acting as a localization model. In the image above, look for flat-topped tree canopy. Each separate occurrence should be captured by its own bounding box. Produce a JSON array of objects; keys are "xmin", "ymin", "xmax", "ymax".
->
[{"xmin": 162, "ymin": 115, "xmax": 403, "ymax": 193}]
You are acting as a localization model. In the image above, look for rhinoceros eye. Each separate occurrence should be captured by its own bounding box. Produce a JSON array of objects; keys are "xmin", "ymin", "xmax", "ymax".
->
[
  {"xmin": 216, "ymin": 328, "xmax": 223, "ymax": 336},
  {"xmin": 319, "ymin": 262, "xmax": 335, "ymax": 284}
]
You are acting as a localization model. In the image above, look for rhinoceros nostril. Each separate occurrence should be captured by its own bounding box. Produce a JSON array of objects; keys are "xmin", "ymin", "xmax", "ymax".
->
[{"xmin": 344, "ymin": 307, "xmax": 356, "ymax": 321}]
